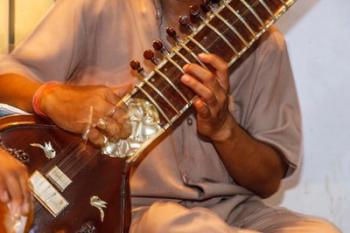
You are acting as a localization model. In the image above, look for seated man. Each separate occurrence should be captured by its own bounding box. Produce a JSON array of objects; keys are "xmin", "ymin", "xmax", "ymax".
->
[{"xmin": 0, "ymin": 0, "xmax": 340, "ymax": 232}]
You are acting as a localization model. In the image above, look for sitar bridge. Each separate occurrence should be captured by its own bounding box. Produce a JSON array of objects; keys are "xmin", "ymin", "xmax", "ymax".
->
[
  {"xmin": 46, "ymin": 166, "xmax": 73, "ymax": 192},
  {"xmin": 30, "ymin": 171, "xmax": 69, "ymax": 217}
]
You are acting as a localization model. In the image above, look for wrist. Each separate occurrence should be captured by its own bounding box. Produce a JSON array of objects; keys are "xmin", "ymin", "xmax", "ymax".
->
[
  {"xmin": 32, "ymin": 81, "xmax": 61, "ymax": 117},
  {"xmin": 210, "ymin": 115, "xmax": 238, "ymax": 143}
]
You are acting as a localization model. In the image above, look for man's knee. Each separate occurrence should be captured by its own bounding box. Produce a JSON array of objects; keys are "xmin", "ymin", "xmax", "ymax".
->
[
  {"xmin": 307, "ymin": 219, "xmax": 340, "ymax": 233},
  {"xmin": 131, "ymin": 202, "xmax": 189, "ymax": 233},
  {"xmin": 282, "ymin": 218, "xmax": 341, "ymax": 233},
  {"xmin": 130, "ymin": 202, "xmax": 243, "ymax": 233}
]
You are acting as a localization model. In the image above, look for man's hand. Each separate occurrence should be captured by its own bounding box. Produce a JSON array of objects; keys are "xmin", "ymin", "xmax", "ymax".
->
[
  {"xmin": 181, "ymin": 53, "xmax": 234, "ymax": 141},
  {"xmin": 181, "ymin": 53, "xmax": 287, "ymax": 197},
  {"xmin": 0, "ymin": 149, "xmax": 30, "ymax": 216},
  {"xmin": 40, "ymin": 84, "xmax": 133, "ymax": 146}
]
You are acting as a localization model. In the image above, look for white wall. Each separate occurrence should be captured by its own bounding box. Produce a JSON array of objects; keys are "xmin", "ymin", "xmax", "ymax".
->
[
  {"xmin": 0, "ymin": 0, "xmax": 349, "ymax": 231},
  {"xmin": 268, "ymin": 0, "xmax": 350, "ymax": 231},
  {"xmin": 0, "ymin": 0, "xmax": 53, "ymax": 53},
  {"xmin": 0, "ymin": 0, "xmax": 9, "ymax": 53},
  {"xmin": 14, "ymin": 0, "xmax": 53, "ymax": 45}
]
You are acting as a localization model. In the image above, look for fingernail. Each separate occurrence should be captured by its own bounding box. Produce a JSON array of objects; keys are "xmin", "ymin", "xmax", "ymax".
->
[
  {"xmin": 183, "ymin": 64, "xmax": 189, "ymax": 70},
  {"xmin": 198, "ymin": 53, "xmax": 206, "ymax": 58},
  {"xmin": 9, "ymin": 203, "xmax": 19, "ymax": 216},
  {"xmin": 181, "ymin": 75, "xmax": 189, "ymax": 82},
  {"xmin": 0, "ymin": 191, "xmax": 9, "ymax": 202}
]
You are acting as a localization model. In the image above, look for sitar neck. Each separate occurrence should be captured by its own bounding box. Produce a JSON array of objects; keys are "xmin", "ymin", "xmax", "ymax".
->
[{"xmin": 102, "ymin": 0, "xmax": 296, "ymax": 160}]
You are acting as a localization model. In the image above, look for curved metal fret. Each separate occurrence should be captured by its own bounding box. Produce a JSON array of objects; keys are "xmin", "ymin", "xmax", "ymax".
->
[
  {"xmin": 173, "ymin": 49, "xmax": 191, "ymax": 64},
  {"xmin": 178, "ymin": 41, "xmax": 209, "ymax": 68},
  {"xmin": 136, "ymin": 85, "xmax": 171, "ymax": 123},
  {"xmin": 258, "ymin": 0, "xmax": 275, "ymax": 18},
  {"xmin": 167, "ymin": 55, "xmax": 185, "ymax": 73},
  {"xmin": 239, "ymin": 0, "xmax": 264, "ymax": 26},
  {"xmin": 144, "ymin": 80, "xmax": 180, "ymax": 114},
  {"xmin": 212, "ymin": 10, "xmax": 248, "ymax": 48},
  {"xmin": 189, "ymin": 35, "xmax": 210, "ymax": 54},
  {"xmin": 223, "ymin": 1, "xmax": 256, "ymax": 36},
  {"xmin": 279, "ymin": 0, "xmax": 288, "ymax": 8},
  {"xmin": 203, "ymin": 20, "xmax": 238, "ymax": 55},
  {"xmin": 154, "ymin": 68, "xmax": 189, "ymax": 102}
]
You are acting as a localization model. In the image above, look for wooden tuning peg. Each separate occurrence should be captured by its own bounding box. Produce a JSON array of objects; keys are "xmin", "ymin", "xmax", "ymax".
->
[
  {"xmin": 153, "ymin": 40, "xmax": 169, "ymax": 55},
  {"xmin": 153, "ymin": 40, "xmax": 163, "ymax": 51},
  {"xmin": 130, "ymin": 60, "xmax": 147, "ymax": 80},
  {"xmin": 143, "ymin": 49, "xmax": 157, "ymax": 65},
  {"xmin": 201, "ymin": 0, "xmax": 221, "ymax": 12},
  {"xmin": 179, "ymin": 15, "xmax": 191, "ymax": 26},
  {"xmin": 179, "ymin": 15, "xmax": 194, "ymax": 32},
  {"xmin": 130, "ymin": 60, "xmax": 144, "ymax": 73},
  {"xmin": 201, "ymin": 0, "xmax": 211, "ymax": 13},
  {"xmin": 166, "ymin": 27, "xmax": 179, "ymax": 41},
  {"xmin": 189, "ymin": 5, "xmax": 202, "ymax": 23}
]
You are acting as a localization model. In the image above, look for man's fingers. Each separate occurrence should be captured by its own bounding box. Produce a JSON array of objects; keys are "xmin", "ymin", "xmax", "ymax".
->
[
  {"xmin": 198, "ymin": 53, "xmax": 228, "ymax": 72},
  {"xmin": 183, "ymin": 61, "xmax": 225, "ymax": 96},
  {"xmin": 105, "ymin": 91, "xmax": 120, "ymax": 105},
  {"xmin": 0, "ymin": 179, "xmax": 9, "ymax": 203},
  {"xmin": 18, "ymin": 170, "xmax": 31, "ymax": 214},
  {"xmin": 193, "ymin": 98, "xmax": 211, "ymax": 119},
  {"xmin": 110, "ymin": 106, "xmax": 129, "ymax": 124},
  {"xmin": 112, "ymin": 83, "xmax": 134, "ymax": 97},
  {"xmin": 6, "ymin": 175, "xmax": 24, "ymax": 215},
  {"xmin": 0, "ymin": 191, "xmax": 9, "ymax": 203},
  {"xmin": 87, "ymin": 128, "xmax": 107, "ymax": 147},
  {"xmin": 198, "ymin": 53, "xmax": 229, "ymax": 92},
  {"xmin": 96, "ymin": 117, "xmax": 122, "ymax": 141},
  {"xmin": 181, "ymin": 74, "xmax": 218, "ymax": 106},
  {"xmin": 183, "ymin": 63, "xmax": 213, "ymax": 83},
  {"xmin": 119, "ymin": 121, "xmax": 132, "ymax": 139}
]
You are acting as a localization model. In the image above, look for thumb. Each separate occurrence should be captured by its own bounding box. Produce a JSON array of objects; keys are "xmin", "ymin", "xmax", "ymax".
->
[{"xmin": 112, "ymin": 83, "xmax": 134, "ymax": 97}]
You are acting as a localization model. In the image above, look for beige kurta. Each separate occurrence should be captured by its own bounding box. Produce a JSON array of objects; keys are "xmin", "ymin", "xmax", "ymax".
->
[{"xmin": 0, "ymin": 0, "xmax": 307, "ymax": 232}]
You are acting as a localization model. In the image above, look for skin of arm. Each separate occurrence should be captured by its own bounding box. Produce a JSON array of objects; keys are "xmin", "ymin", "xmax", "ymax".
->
[
  {"xmin": 0, "ymin": 74, "xmax": 42, "ymax": 112},
  {"xmin": 0, "ymin": 148, "xmax": 30, "ymax": 215},
  {"xmin": 181, "ymin": 53, "xmax": 288, "ymax": 198}
]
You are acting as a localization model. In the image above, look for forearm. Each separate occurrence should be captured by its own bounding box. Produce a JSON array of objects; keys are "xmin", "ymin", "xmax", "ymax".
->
[
  {"xmin": 213, "ymin": 115, "xmax": 288, "ymax": 198},
  {"xmin": 0, "ymin": 73, "xmax": 42, "ymax": 112}
]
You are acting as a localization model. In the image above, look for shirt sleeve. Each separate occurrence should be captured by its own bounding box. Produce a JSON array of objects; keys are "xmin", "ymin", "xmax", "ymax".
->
[
  {"xmin": 0, "ymin": 0, "xmax": 89, "ymax": 82},
  {"xmin": 237, "ymin": 28, "xmax": 302, "ymax": 177}
]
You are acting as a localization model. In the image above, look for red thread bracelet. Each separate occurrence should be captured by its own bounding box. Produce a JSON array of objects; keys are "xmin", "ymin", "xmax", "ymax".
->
[{"xmin": 32, "ymin": 81, "xmax": 60, "ymax": 117}]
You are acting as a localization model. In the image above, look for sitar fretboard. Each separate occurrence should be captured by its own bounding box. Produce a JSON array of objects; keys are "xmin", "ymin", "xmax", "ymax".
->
[{"xmin": 109, "ymin": 0, "xmax": 296, "ymax": 161}]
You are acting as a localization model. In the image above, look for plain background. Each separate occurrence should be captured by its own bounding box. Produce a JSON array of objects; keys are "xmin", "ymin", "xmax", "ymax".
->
[{"xmin": 0, "ymin": 0, "xmax": 349, "ymax": 231}]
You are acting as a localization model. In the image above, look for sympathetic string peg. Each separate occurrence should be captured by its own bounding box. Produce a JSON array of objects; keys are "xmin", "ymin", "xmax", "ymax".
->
[
  {"xmin": 201, "ymin": 0, "xmax": 221, "ymax": 12},
  {"xmin": 143, "ymin": 49, "xmax": 157, "ymax": 65},
  {"xmin": 130, "ymin": 60, "xmax": 146, "ymax": 80},
  {"xmin": 130, "ymin": 60, "xmax": 144, "ymax": 73},
  {"xmin": 153, "ymin": 40, "xmax": 170, "ymax": 55},
  {"xmin": 204, "ymin": 0, "xmax": 221, "ymax": 4},
  {"xmin": 201, "ymin": 0, "xmax": 211, "ymax": 13},
  {"xmin": 166, "ymin": 27, "xmax": 178, "ymax": 41},
  {"xmin": 179, "ymin": 15, "xmax": 191, "ymax": 26},
  {"xmin": 179, "ymin": 15, "xmax": 194, "ymax": 32},
  {"xmin": 189, "ymin": 5, "xmax": 202, "ymax": 22},
  {"xmin": 153, "ymin": 40, "xmax": 164, "ymax": 51}
]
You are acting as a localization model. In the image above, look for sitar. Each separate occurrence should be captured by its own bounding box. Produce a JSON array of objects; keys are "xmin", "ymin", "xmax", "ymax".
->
[{"xmin": 0, "ymin": 0, "xmax": 296, "ymax": 232}]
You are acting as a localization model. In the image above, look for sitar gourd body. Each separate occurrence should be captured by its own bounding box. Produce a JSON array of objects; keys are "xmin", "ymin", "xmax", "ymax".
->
[{"xmin": 0, "ymin": 115, "xmax": 130, "ymax": 233}]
